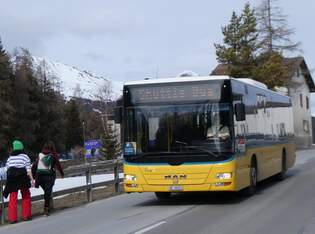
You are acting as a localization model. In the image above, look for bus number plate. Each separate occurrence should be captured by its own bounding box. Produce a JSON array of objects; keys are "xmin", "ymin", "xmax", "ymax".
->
[{"xmin": 169, "ymin": 186, "xmax": 183, "ymax": 191}]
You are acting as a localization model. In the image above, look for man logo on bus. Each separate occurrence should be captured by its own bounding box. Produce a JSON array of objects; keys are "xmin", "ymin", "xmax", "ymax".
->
[{"xmin": 173, "ymin": 175, "xmax": 179, "ymax": 184}]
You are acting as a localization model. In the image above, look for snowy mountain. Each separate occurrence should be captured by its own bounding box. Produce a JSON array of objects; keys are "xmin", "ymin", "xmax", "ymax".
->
[{"xmin": 31, "ymin": 57, "xmax": 123, "ymax": 100}]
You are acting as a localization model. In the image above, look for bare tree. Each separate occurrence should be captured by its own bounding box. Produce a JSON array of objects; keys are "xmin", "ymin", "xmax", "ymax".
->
[
  {"xmin": 256, "ymin": 0, "xmax": 300, "ymax": 54},
  {"xmin": 94, "ymin": 80, "xmax": 121, "ymax": 159},
  {"xmin": 73, "ymin": 83, "xmax": 83, "ymax": 99},
  {"xmin": 36, "ymin": 59, "xmax": 62, "ymax": 93},
  {"xmin": 94, "ymin": 79, "xmax": 114, "ymax": 131},
  {"xmin": 95, "ymin": 80, "xmax": 114, "ymax": 104}
]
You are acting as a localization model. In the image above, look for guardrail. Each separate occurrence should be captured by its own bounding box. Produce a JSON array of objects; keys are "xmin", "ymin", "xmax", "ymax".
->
[{"xmin": 0, "ymin": 159, "xmax": 123, "ymax": 224}]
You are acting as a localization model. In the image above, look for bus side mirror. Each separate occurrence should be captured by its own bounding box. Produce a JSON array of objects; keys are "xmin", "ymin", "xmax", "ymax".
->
[
  {"xmin": 235, "ymin": 103, "xmax": 246, "ymax": 121},
  {"xmin": 114, "ymin": 107, "xmax": 122, "ymax": 124}
]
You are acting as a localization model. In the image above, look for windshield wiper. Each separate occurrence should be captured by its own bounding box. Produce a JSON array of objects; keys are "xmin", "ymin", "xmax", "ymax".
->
[
  {"xmin": 175, "ymin": 140, "xmax": 219, "ymax": 157},
  {"xmin": 184, "ymin": 146, "xmax": 219, "ymax": 158},
  {"xmin": 126, "ymin": 151, "xmax": 177, "ymax": 159}
]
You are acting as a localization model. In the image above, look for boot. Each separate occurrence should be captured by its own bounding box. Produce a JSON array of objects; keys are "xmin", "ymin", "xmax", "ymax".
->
[{"xmin": 44, "ymin": 207, "xmax": 50, "ymax": 216}]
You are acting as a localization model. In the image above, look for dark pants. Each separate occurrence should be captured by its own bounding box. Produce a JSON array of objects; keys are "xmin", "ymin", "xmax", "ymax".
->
[{"xmin": 37, "ymin": 174, "xmax": 55, "ymax": 208}]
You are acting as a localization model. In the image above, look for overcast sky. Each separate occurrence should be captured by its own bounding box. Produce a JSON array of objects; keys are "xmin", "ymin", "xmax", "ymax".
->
[{"xmin": 1, "ymin": 0, "xmax": 315, "ymax": 107}]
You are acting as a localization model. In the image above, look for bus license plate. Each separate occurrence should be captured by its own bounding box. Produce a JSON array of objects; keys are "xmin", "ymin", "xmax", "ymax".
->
[{"xmin": 169, "ymin": 186, "xmax": 183, "ymax": 191}]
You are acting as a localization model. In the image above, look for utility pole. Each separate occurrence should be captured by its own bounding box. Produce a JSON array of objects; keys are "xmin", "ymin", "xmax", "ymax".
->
[
  {"xmin": 82, "ymin": 120, "xmax": 87, "ymax": 164},
  {"xmin": 93, "ymin": 108, "xmax": 108, "ymax": 136}
]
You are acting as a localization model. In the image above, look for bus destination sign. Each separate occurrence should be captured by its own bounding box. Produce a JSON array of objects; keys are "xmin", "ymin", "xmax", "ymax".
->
[{"xmin": 128, "ymin": 82, "xmax": 222, "ymax": 103}]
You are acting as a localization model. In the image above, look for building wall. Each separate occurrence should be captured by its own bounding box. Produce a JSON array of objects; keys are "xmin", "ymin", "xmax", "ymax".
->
[
  {"xmin": 288, "ymin": 67, "xmax": 313, "ymax": 148},
  {"xmin": 312, "ymin": 117, "xmax": 315, "ymax": 144}
]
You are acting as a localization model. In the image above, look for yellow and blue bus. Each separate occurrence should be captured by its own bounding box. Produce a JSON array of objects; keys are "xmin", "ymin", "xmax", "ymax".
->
[{"xmin": 120, "ymin": 76, "xmax": 295, "ymax": 199}]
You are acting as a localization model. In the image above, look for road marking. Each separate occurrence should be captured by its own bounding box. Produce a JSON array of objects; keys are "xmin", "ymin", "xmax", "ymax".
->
[{"xmin": 134, "ymin": 221, "xmax": 166, "ymax": 234}]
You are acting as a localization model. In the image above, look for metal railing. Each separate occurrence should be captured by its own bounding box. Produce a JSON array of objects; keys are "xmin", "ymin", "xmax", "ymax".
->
[{"xmin": 0, "ymin": 159, "xmax": 123, "ymax": 224}]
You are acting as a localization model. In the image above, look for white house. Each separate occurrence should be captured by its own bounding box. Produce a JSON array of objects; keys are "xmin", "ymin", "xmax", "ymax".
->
[{"xmin": 283, "ymin": 57, "xmax": 315, "ymax": 148}]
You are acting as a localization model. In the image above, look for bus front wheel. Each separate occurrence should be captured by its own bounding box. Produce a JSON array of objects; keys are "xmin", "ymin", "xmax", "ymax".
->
[
  {"xmin": 244, "ymin": 159, "xmax": 257, "ymax": 196},
  {"xmin": 155, "ymin": 192, "xmax": 171, "ymax": 200}
]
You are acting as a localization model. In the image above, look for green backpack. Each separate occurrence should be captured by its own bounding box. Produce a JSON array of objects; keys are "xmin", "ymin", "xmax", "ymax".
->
[
  {"xmin": 37, "ymin": 153, "xmax": 54, "ymax": 174},
  {"xmin": 42, "ymin": 154, "xmax": 52, "ymax": 167}
]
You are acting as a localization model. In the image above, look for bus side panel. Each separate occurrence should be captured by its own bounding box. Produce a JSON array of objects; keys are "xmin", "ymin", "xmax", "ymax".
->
[
  {"xmin": 257, "ymin": 145, "xmax": 281, "ymax": 181},
  {"xmin": 235, "ymin": 142, "xmax": 295, "ymax": 191}
]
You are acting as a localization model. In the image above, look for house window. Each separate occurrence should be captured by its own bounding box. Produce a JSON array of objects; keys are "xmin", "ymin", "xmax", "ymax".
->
[
  {"xmin": 306, "ymin": 96, "xmax": 309, "ymax": 109},
  {"xmin": 300, "ymin": 94, "xmax": 303, "ymax": 108},
  {"xmin": 279, "ymin": 123, "xmax": 286, "ymax": 136},
  {"xmin": 296, "ymin": 68, "xmax": 300, "ymax": 77},
  {"xmin": 303, "ymin": 120, "xmax": 309, "ymax": 133}
]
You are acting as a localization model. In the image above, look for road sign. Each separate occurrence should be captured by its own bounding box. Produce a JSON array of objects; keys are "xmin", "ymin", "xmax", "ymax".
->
[{"xmin": 84, "ymin": 139, "xmax": 102, "ymax": 158}]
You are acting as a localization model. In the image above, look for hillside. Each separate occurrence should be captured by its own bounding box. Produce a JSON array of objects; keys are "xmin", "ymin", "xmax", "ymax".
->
[{"xmin": 32, "ymin": 57, "xmax": 122, "ymax": 100}]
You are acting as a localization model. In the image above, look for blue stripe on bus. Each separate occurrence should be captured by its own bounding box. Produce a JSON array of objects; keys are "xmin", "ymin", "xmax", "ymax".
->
[{"xmin": 123, "ymin": 155, "xmax": 235, "ymax": 166}]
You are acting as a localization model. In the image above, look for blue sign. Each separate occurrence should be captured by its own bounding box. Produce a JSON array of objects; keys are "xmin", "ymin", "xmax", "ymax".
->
[
  {"xmin": 85, "ymin": 139, "xmax": 102, "ymax": 158},
  {"xmin": 124, "ymin": 142, "xmax": 136, "ymax": 155}
]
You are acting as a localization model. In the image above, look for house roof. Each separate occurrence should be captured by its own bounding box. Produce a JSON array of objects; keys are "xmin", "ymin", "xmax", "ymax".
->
[
  {"xmin": 211, "ymin": 57, "xmax": 315, "ymax": 92},
  {"xmin": 282, "ymin": 57, "xmax": 315, "ymax": 92}
]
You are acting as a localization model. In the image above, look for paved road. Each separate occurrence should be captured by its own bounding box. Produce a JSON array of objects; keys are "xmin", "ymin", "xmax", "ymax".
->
[{"xmin": 1, "ymin": 149, "xmax": 315, "ymax": 234}]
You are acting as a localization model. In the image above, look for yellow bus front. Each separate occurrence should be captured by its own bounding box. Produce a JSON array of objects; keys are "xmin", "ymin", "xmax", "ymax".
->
[{"xmin": 124, "ymin": 157, "xmax": 237, "ymax": 193}]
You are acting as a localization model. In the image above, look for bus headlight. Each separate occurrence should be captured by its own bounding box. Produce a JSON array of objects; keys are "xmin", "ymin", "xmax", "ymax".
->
[
  {"xmin": 125, "ymin": 174, "xmax": 137, "ymax": 181},
  {"xmin": 216, "ymin": 173, "xmax": 232, "ymax": 179}
]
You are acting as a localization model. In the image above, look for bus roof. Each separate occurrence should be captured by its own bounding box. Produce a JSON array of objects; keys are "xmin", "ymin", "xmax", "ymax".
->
[
  {"xmin": 124, "ymin": 76, "xmax": 289, "ymax": 99},
  {"xmin": 124, "ymin": 76, "xmax": 267, "ymax": 90},
  {"xmin": 124, "ymin": 76, "xmax": 230, "ymax": 86}
]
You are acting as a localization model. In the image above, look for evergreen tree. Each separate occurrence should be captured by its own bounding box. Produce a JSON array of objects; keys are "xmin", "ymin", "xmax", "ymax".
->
[
  {"xmin": 86, "ymin": 111, "xmax": 103, "ymax": 140},
  {"xmin": 253, "ymin": 52, "xmax": 288, "ymax": 88},
  {"xmin": 256, "ymin": 0, "xmax": 300, "ymax": 54},
  {"xmin": 35, "ymin": 61, "xmax": 66, "ymax": 152},
  {"xmin": 215, "ymin": 3, "xmax": 259, "ymax": 78},
  {"xmin": 94, "ymin": 80, "xmax": 119, "ymax": 160},
  {"xmin": 0, "ymin": 38, "xmax": 14, "ymax": 161},
  {"xmin": 11, "ymin": 48, "xmax": 42, "ymax": 154},
  {"xmin": 64, "ymin": 99, "xmax": 83, "ymax": 151},
  {"xmin": 0, "ymin": 38, "xmax": 13, "ymax": 81},
  {"xmin": 100, "ymin": 121, "xmax": 121, "ymax": 160}
]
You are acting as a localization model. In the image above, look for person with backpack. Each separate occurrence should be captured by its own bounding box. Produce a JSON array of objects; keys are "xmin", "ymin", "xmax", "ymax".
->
[
  {"xmin": 3, "ymin": 140, "xmax": 34, "ymax": 223},
  {"xmin": 32, "ymin": 141, "xmax": 64, "ymax": 216}
]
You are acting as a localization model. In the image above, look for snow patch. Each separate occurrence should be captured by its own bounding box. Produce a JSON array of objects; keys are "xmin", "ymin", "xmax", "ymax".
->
[
  {"xmin": 177, "ymin": 70, "xmax": 199, "ymax": 77},
  {"xmin": 31, "ymin": 56, "xmax": 123, "ymax": 100}
]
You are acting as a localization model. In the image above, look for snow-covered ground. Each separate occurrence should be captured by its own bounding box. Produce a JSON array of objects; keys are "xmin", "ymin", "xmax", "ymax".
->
[{"xmin": 1, "ymin": 173, "xmax": 123, "ymax": 202}]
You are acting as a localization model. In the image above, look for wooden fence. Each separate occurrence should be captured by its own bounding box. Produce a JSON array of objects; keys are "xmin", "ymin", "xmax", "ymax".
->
[{"xmin": 0, "ymin": 159, "xmax": 123, "ymax": 224}]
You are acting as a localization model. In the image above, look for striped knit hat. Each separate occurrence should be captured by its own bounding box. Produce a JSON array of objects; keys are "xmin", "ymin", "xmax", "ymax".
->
[{"xmin": 13, "ymin": 140, "xmax": 24, "ymax": 151}]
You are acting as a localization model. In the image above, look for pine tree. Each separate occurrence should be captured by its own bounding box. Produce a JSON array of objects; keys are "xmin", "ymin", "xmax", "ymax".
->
[
  {"xmin": 256, "ymin": 0, "xmax": 300, "ymax": 54},
  {"xmin": 86, "ymin": 111, "xmax": 103, "ymax": 140},
  {"xmin": 35, "ymin": 61, "xmax": 66, "ymax": 152},
  {"xmin": 64, "ymin": 99, "xmax": 83, "ymax": 151},
  {"xmin": 0, "ymin": 38, "xmax": 15, "ymax": 160},
  {"xmin": 11, "ymin": 48, "xmax": 42, "ymax": 154},
  {"xmin": 253, "ymin": 52, "xmax": 288, "ymax": 88},
  {"xmin": 215, "ymin": 3, "xmax": 259, "ymax": 78},
  {"xmin": 93, "ymin": 80, "xmax": 120, "ymax": 160},
  {"xmin": 0, "ymin": 38, "xmax": 13, "ymax": 81},
  {"xmin": 100, "ymin": 121, "xmax": 120, "ymax": 160}
]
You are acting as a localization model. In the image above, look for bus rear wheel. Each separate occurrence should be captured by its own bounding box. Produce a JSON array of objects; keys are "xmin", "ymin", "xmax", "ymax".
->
[
  {"xmin": 155, "ymin": 192, "xmax": 171, "ymax": 200},
  {"xmin": 277, "ymin": 153, "xmax": 287, "ymax": 180}
]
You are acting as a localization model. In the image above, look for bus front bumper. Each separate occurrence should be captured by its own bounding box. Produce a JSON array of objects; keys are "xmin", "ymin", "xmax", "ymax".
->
[{"xmin": 124, "ymin": 182, "xmax": 235, "ymax": 193}]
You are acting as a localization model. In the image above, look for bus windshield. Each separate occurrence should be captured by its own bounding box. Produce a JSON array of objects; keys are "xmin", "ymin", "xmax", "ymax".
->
[{"xmin": 124, "ymin": 103, "xmax": 233, "ymax": 162}]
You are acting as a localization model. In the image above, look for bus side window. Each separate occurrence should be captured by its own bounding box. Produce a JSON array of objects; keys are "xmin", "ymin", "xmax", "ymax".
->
[{"xmin": 235, "ymin": 103, "xmax": 246, "ymax": 121}]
